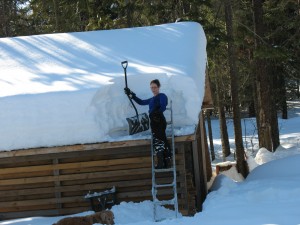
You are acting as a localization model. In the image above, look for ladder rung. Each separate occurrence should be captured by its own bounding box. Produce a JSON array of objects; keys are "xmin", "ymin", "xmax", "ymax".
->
[
  {"xmin": 154, "ymin": 183, "xmax": 174, "ymax": 188},
  {"xmin": 154, "ymin": 168, "xmax": 174, "ymax": 173},
  {"xmin": 166, "ymin": 121, "xmax": 172, "ymax": 125},
  {"xmin": 154, "ymin": 199, "xmax": 175, "ymax": 205}
]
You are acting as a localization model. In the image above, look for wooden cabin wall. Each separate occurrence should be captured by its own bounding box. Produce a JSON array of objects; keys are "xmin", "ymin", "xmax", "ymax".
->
[
  {"xmin": 0, "ymin": 138, "xmax": 199, "ymax": 220},
  {"xmin": 189, "ymin": 110, "xmax": 212, "ymax": 211}
]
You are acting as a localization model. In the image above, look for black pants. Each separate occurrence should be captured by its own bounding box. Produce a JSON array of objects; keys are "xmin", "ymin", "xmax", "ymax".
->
[{"xmin": 149, "ymin": 112, "xmax": 172, "ymax": 159}]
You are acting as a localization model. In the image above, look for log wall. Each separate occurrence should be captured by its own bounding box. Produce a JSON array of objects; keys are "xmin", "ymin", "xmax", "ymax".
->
[{"xmin": 0, "ymin": 135, "xmax": 199, "ymax": 220}]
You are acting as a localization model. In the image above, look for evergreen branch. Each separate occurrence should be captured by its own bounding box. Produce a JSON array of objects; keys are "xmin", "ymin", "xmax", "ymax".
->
[{"xmin": 235, "ymin": 20, "xmax": 268, "ymax": 46}]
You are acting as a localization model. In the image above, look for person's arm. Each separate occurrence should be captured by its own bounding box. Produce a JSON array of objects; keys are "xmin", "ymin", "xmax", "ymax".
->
[
  {"xmin": 158, "ymin": 94, "xmax": 168, "ymax": 112},
  {"xmin": 124, "ymin": 88, "xmax": 150, "ymax": 105},
  {"xmin": 132, "ymin": 95, "xmax": 151, "ymax": 105}
]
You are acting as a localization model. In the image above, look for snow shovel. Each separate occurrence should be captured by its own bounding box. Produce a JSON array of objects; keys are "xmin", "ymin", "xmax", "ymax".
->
[{"xmin": 122, "ymin": 61, "xmax": 149, "ymax": 135}]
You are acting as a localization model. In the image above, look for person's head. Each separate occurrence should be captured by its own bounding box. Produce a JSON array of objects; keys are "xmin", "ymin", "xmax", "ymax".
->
[{"xmin": 150, "ymin": 79, "xmax": 161, "ymax": 96}]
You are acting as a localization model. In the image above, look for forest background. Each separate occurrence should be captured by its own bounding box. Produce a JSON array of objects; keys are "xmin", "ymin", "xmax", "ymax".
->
[{"xmin": 1, "ymin": 0, "xmax": 299, "ymax": 177}]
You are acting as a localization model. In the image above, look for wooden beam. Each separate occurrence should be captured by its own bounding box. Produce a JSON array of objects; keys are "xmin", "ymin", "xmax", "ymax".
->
[
  {"xmin": 199, "ymin": 111, "xmax": 208, "ymax": 195},
  {"xmin": 0, "ymin": 164, "xmax": 186, "ymax": 186},
  {"xmin": 0, "ymin": 156, "xmax": 152, "ymax": 175},
  {"xmin": 53, "ymin": 158, "xmax": 62, "ymax": 210},
  {"xmin": 192, "ymin": 139, "xmax": 202, "ymax": 210},
  {"xmin": 0, "ymin": 208, "xmax": 85, "ymax": 221},
  {"xmin": 0, "ymin": 176, "xmax": 186, "ymax": 198},
  {"xmin": 191, "ymin": 110, "xmax": 208, "ymax": 211},
  {"xmin": 0, "ymin": 135, "xmax": 195, "ymax": 158},
  {"xmin": 0, "ymin": 186, "xmax": 186, "ymax": 208},
  {"xmin": 179, "ymin": 144, "xmax": 189, "ymax": 211},
  {"xmin": 0, "ymin": 168, "xmax": 150, "ymax": 186}
]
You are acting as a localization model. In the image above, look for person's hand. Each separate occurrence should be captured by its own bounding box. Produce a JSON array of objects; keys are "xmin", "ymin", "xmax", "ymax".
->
[
  {"xmin": 124, "ymin": 87, "xmax": 131, "ymax": 95},
  {"xmin": 124, "ymin": 88, "xmax": 136, "ymax": 98}
]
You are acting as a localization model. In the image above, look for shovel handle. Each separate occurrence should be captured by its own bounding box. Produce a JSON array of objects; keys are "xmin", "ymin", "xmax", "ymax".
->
[
  {"xmin": 121, "ymin": 61, "xmax": 140, "ymax": 120},
  {"xmin": 121, "ymin": 61, "xmax": 128, "ymax": 69},
  {"xmin": 122, "ymin": 61, "xmax": 128, "ymax": 88}
]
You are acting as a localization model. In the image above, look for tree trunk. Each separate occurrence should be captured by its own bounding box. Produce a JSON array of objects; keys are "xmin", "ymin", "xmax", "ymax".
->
[
  {"xmin": 0, "ymin": 0, "xmax": 10, "ymax": 36},
  {"xmin": 248, "ymin": 51, "xmax": 257, "ymax": 119},
  {"xmin": 219, "ymin": 104, "xmax": 231, "ymax": 159},
  {"xmin": 269, "ymin": 64, "xmax": 281, "ymax": 150},
  {"xmin": 252, "ymin": 0, "xmax": 273, "ymax": 151},
  {"xmin": 248, "ymin": 99, "xmax": 256, "ymax": 118},
  {"xmin": 278, "ymin": 72, "xmax": 288, "ymax": 119},
  {"xmin": 85, "ymin": 0, "xmax": 94, "ymax": 30},
  {"xmin": 224, "ymin": 0, "xmax": 249, "ymax": 178},
  {"xmin": 251, "ymin": 66, "xmax": 260, "ymax": 136},
  {"xmin": 206, "ymin": 110, "xmax": 215, "ymax": 161},
  {"xmin": 125, "ymin": 0, "xmax": 133, "ymax": 27},
  {"xmin": 215, "ymin": 61, "xmax": 231, "ymax": 159},
  {"xmin": 52, "ymin": 0, "xmax": 59, "ymax": 32},
  {"xmin": 270, "ymin": 101, "xmax": 280, "ymax": 150}
]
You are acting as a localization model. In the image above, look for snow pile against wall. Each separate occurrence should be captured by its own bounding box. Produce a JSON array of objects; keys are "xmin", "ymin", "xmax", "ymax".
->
[{"xmin": 0, "ymin": 22, "xmax": 207, "ymax": 151}]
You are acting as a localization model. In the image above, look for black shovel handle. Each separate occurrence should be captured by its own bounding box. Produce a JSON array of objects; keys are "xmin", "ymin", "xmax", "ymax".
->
[
  {"xmin": 121, "ymin": 61, "xmax": 128, "ymax": 88},
  {"xmin": 121, "ymin": 61, "xmax": 140, "ymax": 120}
]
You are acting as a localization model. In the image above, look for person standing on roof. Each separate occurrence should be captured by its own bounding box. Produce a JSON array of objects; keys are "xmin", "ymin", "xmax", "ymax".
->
[{"xmin": 124, "ymin": 79, "xmax": 172, "ymax": 169}]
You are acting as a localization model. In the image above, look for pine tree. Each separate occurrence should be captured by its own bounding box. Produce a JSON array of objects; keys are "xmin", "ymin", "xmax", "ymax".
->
[{"xmin": 224, "ymin": 0, "xmax": 248, "ymax": 177}]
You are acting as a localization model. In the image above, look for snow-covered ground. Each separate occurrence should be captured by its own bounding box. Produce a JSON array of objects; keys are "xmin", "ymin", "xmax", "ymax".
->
[{"xmin": 1, "ymin": 101, "xmax": 300, "ymax": 225}]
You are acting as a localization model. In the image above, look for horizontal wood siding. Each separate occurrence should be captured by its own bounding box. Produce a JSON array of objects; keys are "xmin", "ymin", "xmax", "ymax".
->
[{"xmin": 0, "ymin": 136, "xmax": 195, "ymax": 220}]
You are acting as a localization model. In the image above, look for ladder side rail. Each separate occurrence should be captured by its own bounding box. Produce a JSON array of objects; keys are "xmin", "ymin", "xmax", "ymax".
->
[
  {"xmin": 151, "ymin": 135, "xmax": 157, "ymax": 221},
  {"xmin": 170, "ymin": 100, "xmax": 179, "ymax": 218}
]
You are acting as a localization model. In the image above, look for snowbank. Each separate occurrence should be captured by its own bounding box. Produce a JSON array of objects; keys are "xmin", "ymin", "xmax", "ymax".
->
[
  {"xmin": 248, "ymin": 154, "xmax": 300, "ymax": 181},
  {"xmin": 201, "ymin": 154, "xmax": 300, "ymax": 225},
  {"xmin": 0, "ymin": 22, "xmax": 207, "ymax": 151},
  {"xmin": 255, "ymin": 145, "xmax": 300, "ymax": 165}
]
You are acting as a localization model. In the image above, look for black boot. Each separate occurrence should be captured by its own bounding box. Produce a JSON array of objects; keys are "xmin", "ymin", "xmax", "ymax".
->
[
  {"xmin": 164, "ymin": 157, "xmax": 172, "ymax": 169},
  {"xmin": 155, "ymin": 151, "xmax": 165, "ymax": 169},
  {"xmin": 163, "ymin": 146, "xmax": 172, "ymax": 168}
]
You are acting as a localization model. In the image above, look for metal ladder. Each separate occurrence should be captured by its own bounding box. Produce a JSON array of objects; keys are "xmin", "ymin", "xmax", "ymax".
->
[{"xmin": 151, "ymin": 100, "xmax": 179, "ymax": 221}]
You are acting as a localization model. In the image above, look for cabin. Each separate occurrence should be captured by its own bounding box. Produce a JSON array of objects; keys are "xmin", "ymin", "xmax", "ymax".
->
[{"xmin": 0, "ymin": 22, "xmax": 213, "ymax": 220}]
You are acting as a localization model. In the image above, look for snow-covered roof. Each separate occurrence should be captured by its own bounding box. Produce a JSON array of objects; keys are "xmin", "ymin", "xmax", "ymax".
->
[{"xmin": 0, "ymin": 22, "xmax": 207, "ymax": 151}]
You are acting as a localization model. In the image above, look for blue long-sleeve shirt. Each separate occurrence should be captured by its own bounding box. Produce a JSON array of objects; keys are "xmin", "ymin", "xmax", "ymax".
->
[{"xmin": 132, "ymin": 93, "xmax": 168, "ymax": 114}]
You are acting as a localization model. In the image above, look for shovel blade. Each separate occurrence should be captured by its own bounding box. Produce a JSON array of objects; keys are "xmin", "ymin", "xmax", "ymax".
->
[{"xmin": 126, "ymin": 113, "xmax": 150, "ymax": 135}]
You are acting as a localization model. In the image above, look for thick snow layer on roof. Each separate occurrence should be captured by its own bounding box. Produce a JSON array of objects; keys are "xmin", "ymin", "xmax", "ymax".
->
[{"xmin": 0, "ymin": 22, "xmax": 207, "ymax": 151}]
